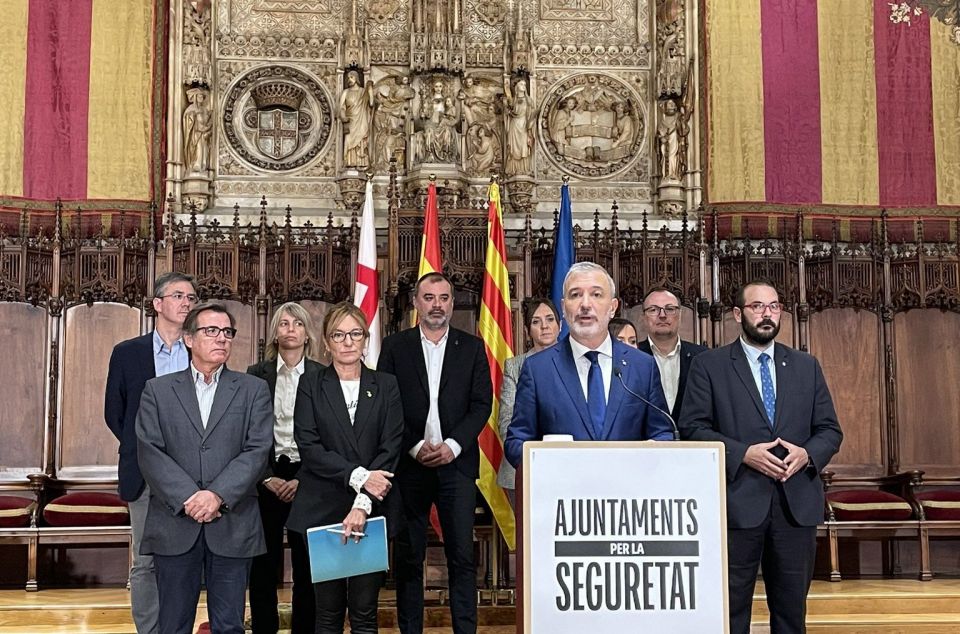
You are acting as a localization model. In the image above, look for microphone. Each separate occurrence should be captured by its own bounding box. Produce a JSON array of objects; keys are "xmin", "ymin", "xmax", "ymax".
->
[{"xmin": 612, "ymin": 367, "xmax": 680, "ymax": 441}]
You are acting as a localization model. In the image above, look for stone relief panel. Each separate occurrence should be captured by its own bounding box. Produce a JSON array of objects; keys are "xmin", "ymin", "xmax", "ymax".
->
[
  {"xmin": 538, "ymin": 72, "xmax": 648, "ymax": 180},
  {"xmin": 540, "ymin": 0, "xmax": 614, "ymax": 22},
  {"xmin": 533, "ymin": 0, "xmax": 650, "ymax": 67},
  {"xmin": 217, "ymin": 0, "xmax": 346, "ymax": 58},
  {"xmin": 221, "ymin": 65, "xmax": 335, "ymax": 172}
]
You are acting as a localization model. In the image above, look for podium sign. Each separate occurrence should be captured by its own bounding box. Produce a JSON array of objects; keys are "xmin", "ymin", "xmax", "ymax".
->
[{"xmin": 522, "ymin": 441, "xmax": 728, "ymax": 633}]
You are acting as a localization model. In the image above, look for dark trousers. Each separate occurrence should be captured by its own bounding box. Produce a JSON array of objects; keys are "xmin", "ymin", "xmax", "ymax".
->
[
  {"xmin": 154, "ymin": 528, "xmax": 251, "ymax": 634},
  {"xmin": 314, "ymin": 571, "xmax": 384, "ymax": 634},
  {"xmin": 728, "ymin": 485, "xmax": 817, "ymax": 634},
  {"xmin": 249, "ymin": 460, "xmax": 314, "ymax": 634},
  {"xmin": 395, "ymin": 464, "xmax": 477, "ymax": 634}
]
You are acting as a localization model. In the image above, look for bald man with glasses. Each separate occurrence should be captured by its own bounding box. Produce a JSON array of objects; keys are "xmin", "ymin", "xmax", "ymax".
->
[{"xmin": 637, "ymin": 288, "xmax": 707, "ymax": 422}]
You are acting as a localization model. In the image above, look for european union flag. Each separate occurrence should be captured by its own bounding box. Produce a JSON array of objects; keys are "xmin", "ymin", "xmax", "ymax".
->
[{"xmin": 551, "ymin": 180, "xmax": 574, "ymax": 335}]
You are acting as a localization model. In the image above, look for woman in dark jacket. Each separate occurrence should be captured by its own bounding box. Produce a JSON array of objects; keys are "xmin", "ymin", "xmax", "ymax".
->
[
  {"xmin": 247, "ymin": 301, "xmax": 325, "ymax": 634},
  {"xmin": 287, "ymin": 301, "xmax": 404, "ymax": 633}
]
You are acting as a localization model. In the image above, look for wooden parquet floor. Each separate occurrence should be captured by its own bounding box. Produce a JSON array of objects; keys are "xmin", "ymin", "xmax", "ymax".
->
[{"xmin": 1, "ymin": 580, "xmax": 960, "ymax": 632}]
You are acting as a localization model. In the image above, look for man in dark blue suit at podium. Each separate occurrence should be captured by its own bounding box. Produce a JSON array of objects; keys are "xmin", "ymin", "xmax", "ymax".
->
[{"xmin": 505, "ymin": 261, "xmax": 674, "ymax": 468}]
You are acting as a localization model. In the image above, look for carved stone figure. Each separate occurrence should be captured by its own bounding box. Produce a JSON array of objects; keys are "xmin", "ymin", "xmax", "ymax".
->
[
  {"xmin": 549, "ymin": 97, "xmax": 577, "ymax": 153},
  {"xmin": 183, "ymin": 87, "xmax": 213, "ymax": 174},
  {"xmin": 657, "ymin": 99, "xmax": 681, "ymax": 182},
  {"xmin": 340, "ymin": 69, "xmax": 374, "ymax": 168},
  {"xmin": 658, "ymin": 30, "xmax": 685, "ymax": 98},
  {"xmin": 504, "ymin": 78, "xmax": 534, "ymax": 175},
  {"xmin": 183, "ymin": 0, "xmax": 211, "ymax": 87},
  {"xmin": 467, "ymin": 125, "xmax": 496, "ymax": 174},
  {"xmin": 415, "ymin": 79, "xmax": 459, "ymax": 163},
  {"xmin": 373, "ymin": 75, "xmax": 415, "ymax": 169},
  {"xmin": 459, "ymin": 75, "xmax": 498, "ymax": 131},
  {"xmin": 611, "ymin": 101, "xmax": 635, "ymax": 149}
]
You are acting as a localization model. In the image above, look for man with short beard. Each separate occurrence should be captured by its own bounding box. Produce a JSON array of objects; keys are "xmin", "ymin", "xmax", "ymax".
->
[
  {"xmin": 378, "ymin": 272, "xmax": 492, "ymax": 634},
  {"xmin": 505, "ymin": 261, "xmax": 674, "ymax": 469},
  {"xmin": 679, "ymin": 280, "xmax": 843, "ymax": 634}
]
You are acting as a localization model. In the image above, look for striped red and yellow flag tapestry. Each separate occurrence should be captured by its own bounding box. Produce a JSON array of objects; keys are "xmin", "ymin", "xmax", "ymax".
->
[
  {"xmin": 705, "ymin": 0, "xmax": 960, "ymax": 213},
  {"xmin": 477, "ymin": 181, "xmax": 517, "ymax": 551},
  {"xmin": 0, "ymin": 0, "xmax": 165, "ymax": 215}
]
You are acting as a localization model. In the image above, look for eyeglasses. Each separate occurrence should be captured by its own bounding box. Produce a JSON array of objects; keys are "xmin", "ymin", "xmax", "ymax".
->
[
  {"xmin": 196, "ymin": 326, "xmax": 237, "ymax": 339},
  {"xmin": 329, "ymin": 329, "xmax": 365, "ymax": 343},
  {"xmin": 742, "ymin": 302, "xmax": 782, "ymax": 315},
  {"xmin": 158, "ymin": 291, "xmax": 199, "ymax": 304},
  {"xmin": 643, "ymin": 305, "xmax": 680, "ymax": 316}
]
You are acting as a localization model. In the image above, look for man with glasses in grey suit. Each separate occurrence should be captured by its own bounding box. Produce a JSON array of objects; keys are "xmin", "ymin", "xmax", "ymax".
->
[{"xmin": 136, "ymin": 302, "xmax": 273, "ymax": 634}]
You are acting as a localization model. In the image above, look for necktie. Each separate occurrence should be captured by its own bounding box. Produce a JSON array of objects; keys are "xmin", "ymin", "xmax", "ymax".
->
[
  {"xmin": 584, "ymin": 351, "xmax": 606, "ymax": 438},
  {"xmin": 759, "ymin": 352, "xmax": 776, "ymax": 428}
]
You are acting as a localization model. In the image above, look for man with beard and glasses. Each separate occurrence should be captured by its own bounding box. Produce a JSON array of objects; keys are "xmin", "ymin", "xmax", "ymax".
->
[
  {"xmin": 505, "ymin": 261, "xmax": 674, "ymax": 469},
  {"xmin": 678, "ymin": 280, "xmax": 842, "ymax": 634},
  {"xmin": 378, "ymin": 272, "xmax": 492, "ymax": 634}
]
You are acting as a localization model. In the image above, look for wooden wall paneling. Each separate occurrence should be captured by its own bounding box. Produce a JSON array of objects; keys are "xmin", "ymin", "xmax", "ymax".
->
[
  {"xmin": 223, "ymin": 301, "xmax": 256, "ymax": 372},
  {"xmin": 894, "ymin": 310, "xmax": 960, "ymax": 476},
  {"xmin": 808, "ymin": 309, "xmax": 884, "ymax": 475},
  {"xmin": 0, "ymin": 303, "xmax": 48, "ymax": 478},
  {"xmin": 59, "ymin": 304, "xmax": 140, "ymax": 478}
]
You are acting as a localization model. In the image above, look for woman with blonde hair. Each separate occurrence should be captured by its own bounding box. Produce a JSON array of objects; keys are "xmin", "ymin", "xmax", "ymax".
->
[
  {"xmin": 288, "ymin": 301, "xmax": 404, "ymax": 633},
  {"xmin": 247, "ymin": 302, "xmax": 324, "ymax": 634}
]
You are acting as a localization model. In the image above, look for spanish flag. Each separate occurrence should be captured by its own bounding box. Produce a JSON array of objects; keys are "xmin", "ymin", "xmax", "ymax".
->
[
  {"xmin": 0, "ymin": 0, "xmax": 162, "ymax": 209},
  {"xmin": 705, "ymin": 0, "xmax": 960, "ymax": 211}
]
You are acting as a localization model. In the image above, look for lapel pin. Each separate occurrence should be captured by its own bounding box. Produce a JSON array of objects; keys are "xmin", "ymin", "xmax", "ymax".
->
[
  {"xmin": 621, "ymin": 360, "xmax": 627, "ymax": 366},
  {"xmin": 782, "ymin": 361, "xmax": 786, "ymax": 367},
  {"xmin": 366, "ymin": 390, "xmax": 372, "ymax": 398}
]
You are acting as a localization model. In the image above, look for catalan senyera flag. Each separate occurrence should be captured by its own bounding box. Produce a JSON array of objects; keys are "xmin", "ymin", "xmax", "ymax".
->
[
  {"xmin": 354, "ymin": 180, "xmax": 381, "ymax": 368},
  {"xmin": 705, "ymin": 0, "xmax": 960, "ymax": 210},
  {"xmin": 0, "ymin": 0, "xmax": 163, "ymax": 210},
  {"xmin": 476, "ymin": 182, "xmax": 517, "ymax": 551}
]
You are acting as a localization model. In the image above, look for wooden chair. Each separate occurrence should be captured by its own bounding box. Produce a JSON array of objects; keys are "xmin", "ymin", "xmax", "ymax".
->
[{"xmin": 820, "ymin": 470, "xmax": 923, "ymax": 581}]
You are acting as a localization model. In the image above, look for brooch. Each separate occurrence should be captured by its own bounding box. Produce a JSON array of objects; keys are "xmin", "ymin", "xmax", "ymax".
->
[{"xmin": 366, "ymin": 390, "xmax": 373, "ymax": 398}]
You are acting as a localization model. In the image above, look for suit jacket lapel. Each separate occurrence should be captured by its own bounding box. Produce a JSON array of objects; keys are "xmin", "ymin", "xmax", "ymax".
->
[
  {"xmin": 353, "ymin": 368, "xmax": 377, "ymax": 445},
  {"xmin": 772, "ymin": 344, "xmax": 789, "ymax": 431},
  {"xmin": 406, "ymin": 328, "xmax": 430, "ymax": 395},
  {"xmin": 554, "ymin": 337, "xmax": 596, "ymax": 439},
  {"xmin": 601, "ymin": 344, "xmax": 627, "ymax": 440},
  {"xmin": 439, "ymin": 329, "xmax": 459, "ymax": 391},
  {"xmin": 729, "ymin": 342, "xmax": 769, "ymax": 425},
  {"xmin": 203, "ymin": 369, "xmax": 240, "ymax": 438},
  {"xmin": 172, "ymin": 370, "xmax": 205, "ymax": 437},
  {"xmin": 263, "ymin": 361, "xmax": 278, "ymax": 396},
  {"xmin": 138, "ymin": 334, "xmax": 157, "ymax": 380},
  {"xmin": 322, "ymin": 366, "xmax": 361, "ymax": 454}
]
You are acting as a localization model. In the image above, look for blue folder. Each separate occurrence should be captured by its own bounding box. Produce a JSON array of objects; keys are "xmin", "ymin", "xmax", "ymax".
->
[{"xmin": 305, "ymin": 516, "xmax": 389, "ymax": 583}]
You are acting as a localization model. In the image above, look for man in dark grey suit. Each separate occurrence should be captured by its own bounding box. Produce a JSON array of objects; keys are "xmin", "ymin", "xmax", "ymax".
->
[
  {"xmin": 679, "ymin": 280, "xmax": 842, "ymax": 634},
  {"xmin": 136, "ymin": 302, "xmax": 273, "ymax": 634}
]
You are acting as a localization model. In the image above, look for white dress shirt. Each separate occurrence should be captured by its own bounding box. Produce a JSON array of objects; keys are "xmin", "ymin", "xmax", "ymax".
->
[
  {"xmin": 739, "ymin": 337, "xmax": 777, "ymax": 398},
  {"xmin": 648, "ymin": 336, "xmax": 682, "ymax": 412},
  {"xmin": 273, "ymin": 356, "xmax": 304, "ymax": 462},
  {"xmin": 408, "ymin": 327, "xmax": 463, "ymax": 459},
  {"xmin": 191, "ymin": 363, "xmax": 223, "ymax": 428},
  {"xmin": 569, "ymin": 334, "xmax": 613, "ymax": 403}
]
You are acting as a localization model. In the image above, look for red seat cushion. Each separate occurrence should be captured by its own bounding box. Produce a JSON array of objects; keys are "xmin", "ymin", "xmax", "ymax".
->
[
  {"xmin": 0, "ymin": 495, "xmax": 35, "ymax": 528},
  {"xmin": 826, "ymin": 490, "xmax": 913, "ymax": 521},
  {"xmin": 915, "ymin": 490, "xmax": 960, "ymax": 521},
  {"xmin": 43, "ymin": 492, "xmax": 129, "ymax": 527}
]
